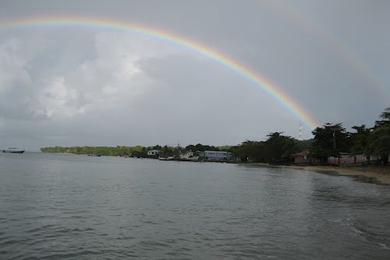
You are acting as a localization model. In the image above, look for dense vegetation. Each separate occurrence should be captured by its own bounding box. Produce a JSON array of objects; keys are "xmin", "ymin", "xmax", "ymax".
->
[
  {"xmin": 40, "ymin": 145, "xmax": 148, "ymax": 157},
  {"xmin": 40, "ymin": 144, "xmax": 221, "ymax": 158},
  {"xmin": 41, "ymin": 108, "xmax": 390, "ymax": 165},
  {"xmin": 232, "ymin": 107, "xmax": 390, "ymax": 165}
]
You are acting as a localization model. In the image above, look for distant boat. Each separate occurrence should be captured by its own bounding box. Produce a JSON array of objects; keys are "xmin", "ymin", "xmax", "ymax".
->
[{"xmin": 2, "ymin": 148, "xmax": 25, "ymax": 154}]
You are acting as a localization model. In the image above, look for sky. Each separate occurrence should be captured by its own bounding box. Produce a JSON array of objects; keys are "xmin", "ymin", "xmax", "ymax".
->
[{"xmin": 0, "ymin": 0, "xmax": 389, "ymax": 150}]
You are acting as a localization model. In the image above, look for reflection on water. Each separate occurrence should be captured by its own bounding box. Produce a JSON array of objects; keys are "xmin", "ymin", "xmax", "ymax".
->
[{"xmin": 0, "ymin": 153, "xmax": 389, "ymax": 259}]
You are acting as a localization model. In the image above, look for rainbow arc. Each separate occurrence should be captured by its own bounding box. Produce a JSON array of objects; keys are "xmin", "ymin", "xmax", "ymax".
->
[{"xmin": 0, "ymin": 16, "xmax": 320, "ymax": 129}]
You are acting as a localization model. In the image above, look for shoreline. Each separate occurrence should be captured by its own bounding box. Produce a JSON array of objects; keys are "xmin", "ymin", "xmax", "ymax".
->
[
  {"xmin": 298, "ymin": 165, "xmax": 390, "ymax": 185},
  {"xmin": 243, "ymin": 163, "xmax": 390, "ymax": 185},
  {"xmin": 40, "ymin": 152, "xmax": 390, "ymax": 185},
  {"xmin": 164, "ymin": 159, "xmax": 390, "ymax": 185}
]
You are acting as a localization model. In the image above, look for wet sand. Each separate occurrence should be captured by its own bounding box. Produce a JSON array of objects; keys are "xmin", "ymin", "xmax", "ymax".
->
[
  {"xmin": 287, "ymin": 165, "xmax": 390, "ymax": 185},
  {"xmin": 242, "ymin": 163, "xmax": 390, "ymax": 185}
]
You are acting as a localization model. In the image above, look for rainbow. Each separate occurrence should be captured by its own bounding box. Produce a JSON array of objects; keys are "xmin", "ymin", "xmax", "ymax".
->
[
  {"xmin": 265, "ymin": 0, "xmax": 388, "ymax": 96},
  {"xmin": 0, "ymin": 15, "xmax": 320, "ymax": 129}
]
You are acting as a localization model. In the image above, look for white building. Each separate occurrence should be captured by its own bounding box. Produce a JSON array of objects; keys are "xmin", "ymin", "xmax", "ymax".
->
[
  {"xmin": 201, "ymin": 150, "xmax": 233, "ymax": 161},
  {"xmin": 147, "ymin": 150, "xmax": 160, "ymax": 157}
]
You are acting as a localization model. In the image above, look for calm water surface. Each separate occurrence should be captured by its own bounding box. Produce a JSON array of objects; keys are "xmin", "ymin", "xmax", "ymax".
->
[{"xmin": 0, "ymin": 153, "xmax": 389, "ymax": 259}]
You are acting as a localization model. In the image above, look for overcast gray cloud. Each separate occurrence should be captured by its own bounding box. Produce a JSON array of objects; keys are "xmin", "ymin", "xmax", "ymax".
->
[{"xmin": 0, "ymin": 0, "xmax": 388, "ymax": 150}]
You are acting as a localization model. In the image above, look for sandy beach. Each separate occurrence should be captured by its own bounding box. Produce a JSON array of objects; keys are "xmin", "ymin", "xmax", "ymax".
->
[
  {"xmin": 241, "ymin": 163, "xmax": 390, "ymax": 185},
  {"xmin": 286, "ymin": 165, "xmax": 390, "ymax": 185}
]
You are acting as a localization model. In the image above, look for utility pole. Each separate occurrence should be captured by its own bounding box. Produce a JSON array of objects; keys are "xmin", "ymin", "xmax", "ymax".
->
[{"xmin": 298, "ymin": 123, "xmax": 303, "ymax": 140}]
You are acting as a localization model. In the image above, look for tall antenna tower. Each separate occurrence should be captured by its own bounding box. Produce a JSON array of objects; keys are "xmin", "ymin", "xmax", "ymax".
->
[{"xmin": 298, "ymin": 123, "xmax": 303, "ymax": 140}]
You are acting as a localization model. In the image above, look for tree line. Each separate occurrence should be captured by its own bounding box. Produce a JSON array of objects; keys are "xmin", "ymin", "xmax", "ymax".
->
[
  {"xmin": 231, "ymin": 107, "xmax": 390, "ymax": 165},
  {"xmin": 41, "ymin": 107, "xmax": 390, "ymax": 165},
  {"xmin": 40, "ymin": 144, "xmax": 221, "ymax": 158}
]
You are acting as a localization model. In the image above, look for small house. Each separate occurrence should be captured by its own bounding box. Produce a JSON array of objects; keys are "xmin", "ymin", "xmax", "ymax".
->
[
  {"xmin": 147, "ymin": 150, "xmax": 160, "ymax": 157},
  {"xmin": 292, "ymin": 150, "xmax": 310, "ymax": 164}
]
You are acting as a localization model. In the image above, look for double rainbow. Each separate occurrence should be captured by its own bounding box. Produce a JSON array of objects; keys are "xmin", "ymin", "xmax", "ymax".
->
[{"xmin": 0, "ymin": 16, "xmax": 320, "ymax": 129}]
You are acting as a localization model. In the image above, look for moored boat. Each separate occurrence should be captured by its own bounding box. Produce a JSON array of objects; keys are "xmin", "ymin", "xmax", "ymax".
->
[{"xmin": 2, "ymin": 148, "xmax": 25, "ymax": 154}]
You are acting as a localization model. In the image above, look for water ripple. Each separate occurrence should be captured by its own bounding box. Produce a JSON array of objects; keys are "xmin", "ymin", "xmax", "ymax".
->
[{"xmin": 0, "ymin": 154, "xmax": 389, "ymax": 259}]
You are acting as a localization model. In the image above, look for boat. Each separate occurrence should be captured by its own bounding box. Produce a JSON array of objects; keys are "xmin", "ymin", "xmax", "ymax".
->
[{"xmin": 2, "ymin": 148, "xmax": 25, "ymax": 154}]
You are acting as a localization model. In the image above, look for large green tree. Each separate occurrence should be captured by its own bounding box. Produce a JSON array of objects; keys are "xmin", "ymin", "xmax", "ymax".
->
[
  {"xmin": 263, "ymin": 132, "xmax": 298, "ymax": 164},
  {"xmin": 369, "ymin": 108, "xmax": 390, "ymax": 165},
  {"xmin": 232, "ymin": 140, "xmax": 265, "ymax": 162},
  {"xmin": 233, "ymin": 133, "xmax": 298, "ymax": 164},
  {"xmin": 350, "ymin": 124, "xmax": 370, "ymax": 155},
  {"xmin": 311, "ymin": 123, "xmax": 350, "ymax": 161}
]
